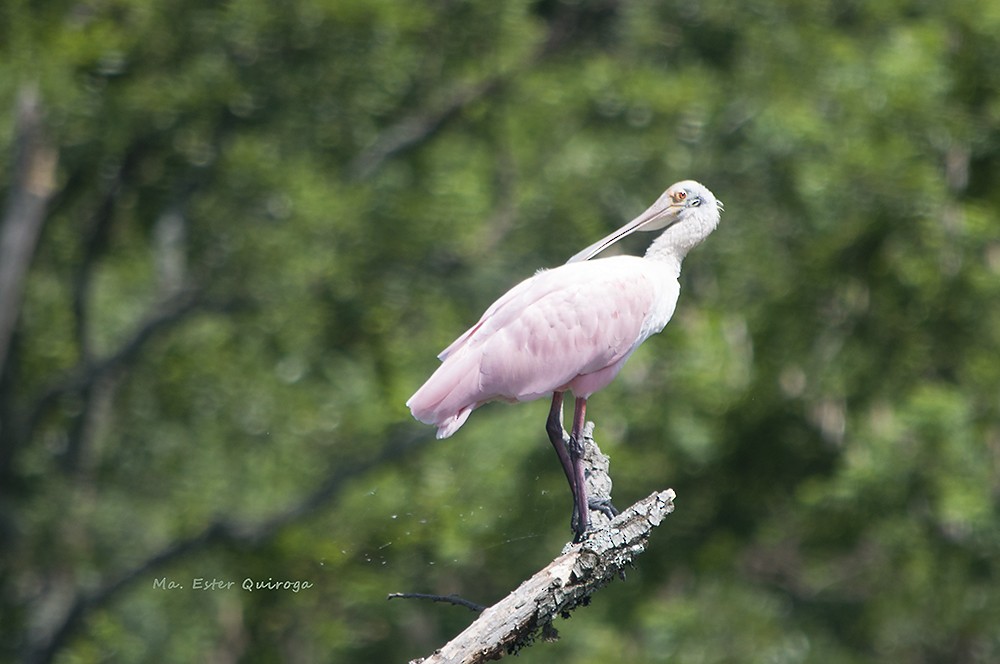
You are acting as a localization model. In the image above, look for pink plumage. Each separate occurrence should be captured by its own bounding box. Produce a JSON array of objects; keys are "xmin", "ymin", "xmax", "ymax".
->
[
  {"xmin": 407, "ymin": 257, "xmax": 677, "ymax": 438},
  {"xmin": 406, "ymin": 180, "xmax": 723, "ymax": 540}
]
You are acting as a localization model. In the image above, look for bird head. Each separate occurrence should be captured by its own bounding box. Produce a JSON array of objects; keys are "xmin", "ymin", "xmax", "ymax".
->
[{"xmin": 566, "ymin": 180, "xmax": 723, "ymax": 263}]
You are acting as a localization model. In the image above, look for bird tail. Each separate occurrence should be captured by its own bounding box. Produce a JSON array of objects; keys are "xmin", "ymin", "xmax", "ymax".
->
[{"xmin": 406, "ymin": 350, "xmax": 482, "ymax": 438}]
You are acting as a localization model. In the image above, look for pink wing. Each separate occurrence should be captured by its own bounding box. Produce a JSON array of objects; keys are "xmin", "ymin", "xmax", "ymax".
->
[{"xmin": 407, "ymin": 257, "xmax": 672, "ymax": 438}]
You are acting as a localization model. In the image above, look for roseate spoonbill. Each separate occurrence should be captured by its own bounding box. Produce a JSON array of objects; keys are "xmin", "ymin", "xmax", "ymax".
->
[{"xmin": 407, "ymin": 180, "xmax": 723, "ymax": 541}]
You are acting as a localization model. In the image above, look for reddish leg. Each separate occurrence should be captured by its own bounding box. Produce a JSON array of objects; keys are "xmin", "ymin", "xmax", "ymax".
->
[{"xmin": 569, "ymin": 397, "xmax": 589, "ymax": 542}]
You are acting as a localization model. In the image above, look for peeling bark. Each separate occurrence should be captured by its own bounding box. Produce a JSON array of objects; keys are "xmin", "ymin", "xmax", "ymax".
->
[{"xmin": 408, "ymin": 427, "xmax": 676, "ymax": 663}]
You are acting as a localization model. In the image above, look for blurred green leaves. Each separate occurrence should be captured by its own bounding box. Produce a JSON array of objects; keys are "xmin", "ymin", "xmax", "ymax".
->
[{"xmin": 2, "ymin": 0, "xmax": 999, "ymax": 662}]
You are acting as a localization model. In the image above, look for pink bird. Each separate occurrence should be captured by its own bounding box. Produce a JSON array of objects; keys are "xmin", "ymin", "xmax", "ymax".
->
[{"xmin": 407, "ymin": 180, "xmax": 723, "ymax": 541}]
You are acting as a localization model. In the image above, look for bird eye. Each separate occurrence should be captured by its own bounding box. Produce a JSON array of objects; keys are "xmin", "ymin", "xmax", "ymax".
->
[
  {"xmin": 690, "ymin": 197, "xmax": 702, "ymax": 207},
  {"xmin": 671, "ymin": 190, "xmax": 687, "ymax": 203}
]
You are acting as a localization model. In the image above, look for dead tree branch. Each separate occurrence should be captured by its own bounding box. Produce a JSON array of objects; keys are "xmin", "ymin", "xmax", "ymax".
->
[
  {"xmin": 414, "ymin": 490, "xmax": 675, "ymax": 664},
  {"xmin": 407, "ymin": 426, "xmax": 676, "ymax": 663}
]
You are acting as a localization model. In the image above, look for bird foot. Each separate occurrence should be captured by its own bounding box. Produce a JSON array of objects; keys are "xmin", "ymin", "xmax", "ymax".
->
[
  {"xmin": 569, "ymin": 497, "xmax": 619, "ymax": 542},
  {"xmin": 588, "ymin": 496, "xmax": 619, "ymax": 519}
]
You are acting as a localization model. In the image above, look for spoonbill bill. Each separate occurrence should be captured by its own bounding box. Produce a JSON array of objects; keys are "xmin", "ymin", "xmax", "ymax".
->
[{"xmin": 407, "ymin": 180, "xmax": 723, "ymax": 541}]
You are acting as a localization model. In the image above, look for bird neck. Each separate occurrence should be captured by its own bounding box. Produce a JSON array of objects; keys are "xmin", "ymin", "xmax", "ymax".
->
[
  {"xmin": 643, "ymin": 208, "xmax": 720, "ymax": 275},
  {"xmin": 643, "ymin": 230, "xmax": 686, "ymax": 278}
]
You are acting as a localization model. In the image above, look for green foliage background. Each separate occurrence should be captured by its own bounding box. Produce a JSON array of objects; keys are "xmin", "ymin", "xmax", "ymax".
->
[{"xmin": 2, "ymin": 1, "xmax": 999, "ymax": 662}]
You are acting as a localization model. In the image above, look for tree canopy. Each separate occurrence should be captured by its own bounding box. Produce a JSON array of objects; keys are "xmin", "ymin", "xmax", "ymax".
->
[{"xmin": 2, "ymin": 1, "xmax": 999, "ymax": 662}]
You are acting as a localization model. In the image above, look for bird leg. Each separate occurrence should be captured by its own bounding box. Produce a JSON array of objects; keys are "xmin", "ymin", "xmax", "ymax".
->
[
  {"xmin": 545, "ymin": 392, "xmax": 578, "ymax": 499},
  {"xmin": 547, "ymin": 393, "xmax": 608, "ymax": 542},
  {"xmin": 569, "ymin": 396, "xmax": 589, "ymax": 542}
]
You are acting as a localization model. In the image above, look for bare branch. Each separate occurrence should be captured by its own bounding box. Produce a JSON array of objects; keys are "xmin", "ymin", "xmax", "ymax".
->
[
  {"xmin": 408, "ymin": 426, "xmax": 676, "ymax": 663},
  {"xmin": 414, "ymin": 490, "xmax": 676, "ymax": 664},
  {"xmin": 0, "ymin": 85, "xmax": 57, "ymax": 379},
  {"xmin": 388, "ymin": 593, "xmax": 486, "ymax": 613}
]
